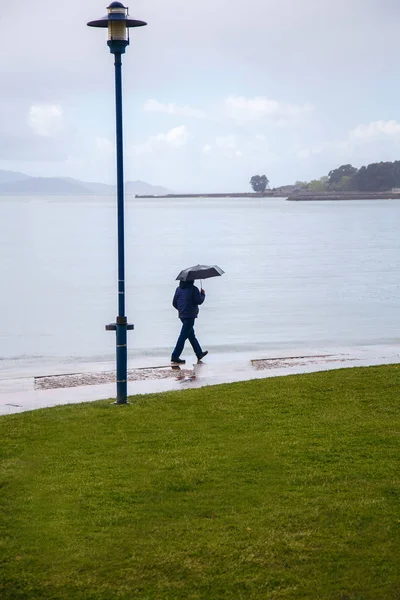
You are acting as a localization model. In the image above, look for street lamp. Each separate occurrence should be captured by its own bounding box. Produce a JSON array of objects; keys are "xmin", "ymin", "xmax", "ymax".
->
[{"xmin": 87, "ymin": 3, "xmax": 147, "ymax": 404}]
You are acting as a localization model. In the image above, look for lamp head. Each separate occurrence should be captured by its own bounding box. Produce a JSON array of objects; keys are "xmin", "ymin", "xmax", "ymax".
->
[{"xmin": 87, "ymin": 2, "xmax": 147, "ymax": 54}]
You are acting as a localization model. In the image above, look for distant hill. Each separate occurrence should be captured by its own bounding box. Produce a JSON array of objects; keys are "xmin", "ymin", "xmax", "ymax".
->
[
  {"xmin": 0, "ymin": 170, "xmax": 171, "ymax": 196},
  {"xmin": 125, "ymin": 180, "xmax": 171, "ymax": 196},
  {"xmin": 0, "ymin": 170, "xmax": 32, "ymax": 184},
  {"xmin": 0, "ymin": 177, "xmax": 89, "ymax": 195}
]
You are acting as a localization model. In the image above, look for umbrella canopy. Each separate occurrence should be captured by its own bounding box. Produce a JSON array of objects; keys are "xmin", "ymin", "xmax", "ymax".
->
[{"xmin": 176, "ymin": 264, "xmax": 225, "ymax": 281}]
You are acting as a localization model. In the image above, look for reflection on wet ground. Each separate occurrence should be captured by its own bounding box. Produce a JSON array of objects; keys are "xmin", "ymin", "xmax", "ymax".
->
[
  {"xmin": 34, "ymin": 354, "xmax": 356, "ymax": 390},
  {"xmin": 35, "ymin": 365, "xmax": 194, "ymax": 390}
]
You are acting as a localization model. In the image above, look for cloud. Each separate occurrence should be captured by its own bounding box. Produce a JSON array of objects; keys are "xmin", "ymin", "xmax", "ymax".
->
[
  {"xmin": 0, "ymin": 101, "xmax": 73, "ymax": 162},
  {"xmin": 155, "ymin": 126, "xmax": 189, "ymax": 147},
  {"xmin": 297, "ymin": 119, "xmax": 400, "ymax": 176},
  {"xmin": 27, "ymin": 104, "xmax": 65, "ymax": 137},
  {"xmin": 349, "ymin": 120, "xmax": 400, "ymax": 140},
  {"xmin": 144, "ymin": 99, "xmax": 207, "ymax": 119},
  {"xmin": 203, "ymin": 135, "xmax": 243, "ymax": 158},
  {"xmin": 223, "ymin": 96, "xmax": 315, "ymax": 125},
  {"xmin": 133, "ymin": 125, "xmax": 189, "ymax": 155},
  {"xmin": 144, "ymin": 95, "xmax": 314, "ymax": 127}
]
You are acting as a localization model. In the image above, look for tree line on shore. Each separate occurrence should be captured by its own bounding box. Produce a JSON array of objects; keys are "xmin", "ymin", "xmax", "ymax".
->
[
  {"xmin": 295, "ymin": 161, "xmax": 400, "ymax": 193},
  {"xmin": 250, "ymin": 161, "xmax": 400, "ymax": 193}
]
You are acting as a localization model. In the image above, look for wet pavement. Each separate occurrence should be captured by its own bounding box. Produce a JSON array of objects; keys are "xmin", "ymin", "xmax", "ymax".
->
[{"xmin": 1, "ymin": 344, "xmax": 399, "ymax": 416}]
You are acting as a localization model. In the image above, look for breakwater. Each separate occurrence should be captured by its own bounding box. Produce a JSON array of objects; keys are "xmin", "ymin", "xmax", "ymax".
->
[
  {"xmin": 287, "ymin": 191, "xmax": 400, "ymax": 201},
  {"xmin": 136, "ymin": 191, "xmax": 400, "ymax": 200},
  {"xmin": 135, "ymin": 192, "xmax": 279, "ymax": 199}
]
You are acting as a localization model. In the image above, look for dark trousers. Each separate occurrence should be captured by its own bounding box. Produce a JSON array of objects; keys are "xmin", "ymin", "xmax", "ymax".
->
[{"xmin": 171, "ymin": 318, "xmax": 203, "ymax": 360}]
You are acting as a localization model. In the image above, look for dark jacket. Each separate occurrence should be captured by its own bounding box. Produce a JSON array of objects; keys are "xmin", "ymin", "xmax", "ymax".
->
[{"xmin": 173, "ymin": 281, "xmax": 205, "ymax": 319}]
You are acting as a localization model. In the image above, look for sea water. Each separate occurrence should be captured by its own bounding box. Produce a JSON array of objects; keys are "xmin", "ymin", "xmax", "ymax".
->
[{"xmin": 0, "ymin": 196, "xmax": 399, "ymax": 378}]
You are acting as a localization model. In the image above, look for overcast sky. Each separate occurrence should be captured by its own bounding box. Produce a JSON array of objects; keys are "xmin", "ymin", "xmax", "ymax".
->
[{"xmin": 1, "ymin": 0, "xmax": 400, "ymax": 191}]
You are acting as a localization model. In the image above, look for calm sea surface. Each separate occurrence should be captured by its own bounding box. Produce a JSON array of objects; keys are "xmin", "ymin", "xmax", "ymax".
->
[{"xmin": 0, "ymin": 196, "xmax": 399, "ymax": 377}]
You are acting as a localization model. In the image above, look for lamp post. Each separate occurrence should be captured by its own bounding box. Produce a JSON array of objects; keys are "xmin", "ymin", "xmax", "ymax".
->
[{"xmin": 88, "ymin": 3, "xmax": 147, "ymax": 404}]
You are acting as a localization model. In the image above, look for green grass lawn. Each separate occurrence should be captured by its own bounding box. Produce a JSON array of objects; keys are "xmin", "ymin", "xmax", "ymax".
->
[{"xmin": 1, "ymin": 365, "xmax": 399, "ymax": 600}]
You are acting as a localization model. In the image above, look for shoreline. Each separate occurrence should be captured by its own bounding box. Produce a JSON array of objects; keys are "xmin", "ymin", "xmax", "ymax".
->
[{"xmin": 1, "ymin": 343, "xmax": 399, "ymax": 416}]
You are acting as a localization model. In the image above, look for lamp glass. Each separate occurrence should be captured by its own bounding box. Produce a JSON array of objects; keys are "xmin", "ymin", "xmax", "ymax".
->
[{"xmin": 108, "ymin": 20, "xmax": 127, "ymax": 41}]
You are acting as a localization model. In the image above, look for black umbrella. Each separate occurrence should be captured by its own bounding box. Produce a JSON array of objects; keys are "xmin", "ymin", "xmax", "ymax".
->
[{"xmin": 176, "ymin": 264, "xmax": 225, "ymax": 282}]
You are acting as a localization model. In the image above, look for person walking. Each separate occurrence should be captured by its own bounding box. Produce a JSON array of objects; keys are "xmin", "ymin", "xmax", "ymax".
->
[{"xmin": 171, "ymin": 280, "xmax": 208, "ymax": 364}]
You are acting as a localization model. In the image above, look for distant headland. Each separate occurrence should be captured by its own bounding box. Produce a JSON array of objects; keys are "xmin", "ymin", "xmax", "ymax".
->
[
  {"xmin": 0, "ymin": 170, "xmax": 171, "ymax": 197},
  {"xmin": 249, "ymin": 161, "xmax": 400, "ymax": 200}
]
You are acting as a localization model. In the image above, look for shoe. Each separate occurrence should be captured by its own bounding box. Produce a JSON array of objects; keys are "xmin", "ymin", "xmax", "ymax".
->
[
  {"xmin": 171, "ymin": 358, "xmax": 186, "ymax": 364},
  {"xmin": 197, "ymin": 351, "xmax": 208, "ymax": 362}
]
